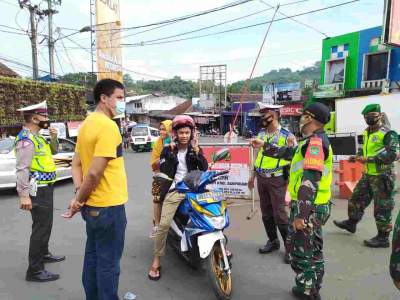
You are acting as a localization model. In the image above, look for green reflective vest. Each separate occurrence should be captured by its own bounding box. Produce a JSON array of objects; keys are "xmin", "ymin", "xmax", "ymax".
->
[
  {"xmin": 254, "ymin": 130, "xmax": 291, "ymax": 175},
  {"xmin": 15, "ymin": 130, "xmax": 57, "ymax": 184},
  {"xmin": 362, "ymin": 128, "xmax": 390, "ymax": 175},
  {"xmin": 288, "ymin": 139, "xmax": 333, "ymax": 205}
]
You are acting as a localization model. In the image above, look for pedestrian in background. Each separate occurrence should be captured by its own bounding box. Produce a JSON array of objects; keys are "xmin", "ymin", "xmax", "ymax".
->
[
  {"xmin": 251, "ymin": 102, "xmax": 333, "ymax": 300},
  {"xmin": 249, "ymin": 103, "xmax": 295, "ymax": 263},
  {"xmin": 149, "ymin": 119, "xmax": 172, "ymax": 238},
  {"xmin": 390, "ymin": 210, "xmax": 400, "ymax": 290},
  {"xmin": 64, "ymin": 79, "xmax": 128, "ymax": 300},
  {"xmin": 15, "ymin": 101, "xmax": 65, "ymax": 282},
  {"xmin": 334, "ymin": 104, "xmax": 399, "ymax": 248}
]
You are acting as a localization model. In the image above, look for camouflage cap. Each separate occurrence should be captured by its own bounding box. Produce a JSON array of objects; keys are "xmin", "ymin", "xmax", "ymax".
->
[{"xmin": 361, "ymin": 103, "xmax": 381, "ymax": 115}]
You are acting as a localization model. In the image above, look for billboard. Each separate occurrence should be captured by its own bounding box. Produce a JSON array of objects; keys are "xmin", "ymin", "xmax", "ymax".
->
[
  {"xmin": 383, "ymin": 0, "xmax": 400, "ymax": 47},
  {"xmin": 96, "ymin": 0, "xmax": 123, "ymax": 82}
]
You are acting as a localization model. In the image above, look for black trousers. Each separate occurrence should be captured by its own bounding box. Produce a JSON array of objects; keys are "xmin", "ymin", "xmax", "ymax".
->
[{"xmin": 27, "ymin": 184, "xmax": 54, "ymax": 274}]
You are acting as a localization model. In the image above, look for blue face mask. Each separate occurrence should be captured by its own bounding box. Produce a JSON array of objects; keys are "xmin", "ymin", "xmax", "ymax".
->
[{"xmin": 115, "ymin": 101, "xmax": 126, "ymax": 115}]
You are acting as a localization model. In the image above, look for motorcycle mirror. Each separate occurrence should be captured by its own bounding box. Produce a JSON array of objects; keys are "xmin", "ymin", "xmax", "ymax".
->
[{"xmin": 211, "ymin": 148, "xmax": 231, "ymax": 163}]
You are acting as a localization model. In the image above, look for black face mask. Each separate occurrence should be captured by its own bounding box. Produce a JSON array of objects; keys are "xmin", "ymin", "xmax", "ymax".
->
[
  {"xmin": 365, "ymin": 116, "xmax": 380, "ymax": 126},
  {"xmin": 262, "ymin": 117, "xmax": 273, "ymax": 128},
  {"xmin": 38, "ymin": 120, "xmax": 50, "ymax": 129}
]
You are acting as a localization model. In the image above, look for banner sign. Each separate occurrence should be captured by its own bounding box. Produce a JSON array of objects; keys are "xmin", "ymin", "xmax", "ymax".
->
[
  {"xmin": 96, "ymin": 0, "xmax": 123, "ymax": 82},
  {"xmin": 383, "ymin": 0, "xmax": 400, "ymax": 47},
  {"xmin": 280, "ymin": 103, "xmax": 303, "ymax": 116},
  {"xmin": 201, "ymin": 145, "xmax": 251, "ymax": 199},
  {"xmin": 275, "ymin": 82, "xmax": 301, "ymax": 92},
  {"xmin": 67, "ymin": 121, "xmax": 83, "ymax": 137}
]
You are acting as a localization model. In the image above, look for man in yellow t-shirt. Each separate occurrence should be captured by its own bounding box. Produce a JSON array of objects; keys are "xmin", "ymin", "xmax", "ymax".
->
[{"xmin": 64, "ymin": 79, "xmax": 128, "ymax": 300}]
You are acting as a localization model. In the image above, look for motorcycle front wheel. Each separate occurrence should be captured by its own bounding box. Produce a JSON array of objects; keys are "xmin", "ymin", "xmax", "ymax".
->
[{"xmin": 206, "ymin": 243, "xmax": 232, "ymax": 300}]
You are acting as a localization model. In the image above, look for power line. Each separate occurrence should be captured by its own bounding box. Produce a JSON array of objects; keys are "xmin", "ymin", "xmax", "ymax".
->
[
  {"xmin": 258, "ymin": 0, "xmax": 328, "ymax": 37},
  {"xmin": 0, "ymin": 0, "xmax": 19, "ymax": 7},
  {"xmin": 59, "ymin": 33, "xmax": 170, "ymax": 80},
  {"xmin": 54, "ymin": 46, "xmax": 64, "ymax": 74},
  {"xmin": 60, "ymin": 0, "xmax": 255, "ymax": 33},
  {"xmin": 120, "ymin": 0, "xmax": 359, "ymax": 48},
  {"xmin": 118, "ymin": 0, "xmax": 309, "ymax": 43}
]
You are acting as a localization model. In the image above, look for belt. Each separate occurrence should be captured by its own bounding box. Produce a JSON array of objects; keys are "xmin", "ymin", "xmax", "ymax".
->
[{"xmin": 256, "ymin": 168, "xmax": 283, "ymax": 178}]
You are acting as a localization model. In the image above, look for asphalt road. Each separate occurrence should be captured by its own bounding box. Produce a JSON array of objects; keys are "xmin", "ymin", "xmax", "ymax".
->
[{"xmin": 0, "ymin": 140, "xmax": 399, "ymax": 300}]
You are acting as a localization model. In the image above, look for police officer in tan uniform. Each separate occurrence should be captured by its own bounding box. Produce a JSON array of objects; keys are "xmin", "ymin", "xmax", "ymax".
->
[{"xmin": 15, "ymin": 101, "xmax": 65, "ymax": 282}]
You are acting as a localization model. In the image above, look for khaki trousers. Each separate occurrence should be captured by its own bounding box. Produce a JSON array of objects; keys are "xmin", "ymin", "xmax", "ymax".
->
[{"xmin": 154, "ymin": 191, "xmax": 185, "ymax": 256}]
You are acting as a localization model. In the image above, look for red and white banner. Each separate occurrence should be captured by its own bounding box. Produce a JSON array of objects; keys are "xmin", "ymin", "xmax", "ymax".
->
[
  {"xmin": 67, "ymin": 121, "xmax": 83, "ymax": 137},
  {"xmin": 280, "ymin": 103, "xmax": 303, "ymax": 116},
  {"xmin": 201, "ymin": 145, "xmax": 251, "ymax": 199}
]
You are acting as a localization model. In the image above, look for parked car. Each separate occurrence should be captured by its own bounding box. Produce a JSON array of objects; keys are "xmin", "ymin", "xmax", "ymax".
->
[
  {"xmin": 130, "ymin": 124, "xmax": 159, "ymax": 152},
  {"xmin": 0, "ymin": 137, "xmax": 76, "ymax": 189}
]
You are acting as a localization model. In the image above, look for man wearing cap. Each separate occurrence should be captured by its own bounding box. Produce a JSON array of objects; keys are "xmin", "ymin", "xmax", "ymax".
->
[
  {"xmin": 334, "ymin": 104, "xmax": 399, "ymax": 248},
  {"xmin": 249, "ymin": 103, "xmax": 295, "ymax": 263},
  {"xmin": 251, "ymin": 102, "xmax": 333, "ymax": 300},
  {"xmin": 15, "ymin": 101, "xmax": 65, "ymax": 282}
]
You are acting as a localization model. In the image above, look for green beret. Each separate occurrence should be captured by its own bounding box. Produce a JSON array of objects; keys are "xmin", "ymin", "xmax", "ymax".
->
[{"xmin": 362, "ymin": 104, "xmax": 381, "ymax": 115}]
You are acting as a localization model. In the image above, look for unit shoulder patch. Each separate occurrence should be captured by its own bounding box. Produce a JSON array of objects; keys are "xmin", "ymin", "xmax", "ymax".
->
[{"xmin": 303, "ymin": 137, "xmax": 324, "ymax": 172}]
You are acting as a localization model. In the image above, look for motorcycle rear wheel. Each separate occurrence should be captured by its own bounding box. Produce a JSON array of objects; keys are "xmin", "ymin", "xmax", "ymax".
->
[{"xmin": 206, "ymin": 243, "xmax": 232, "ymax": 300}]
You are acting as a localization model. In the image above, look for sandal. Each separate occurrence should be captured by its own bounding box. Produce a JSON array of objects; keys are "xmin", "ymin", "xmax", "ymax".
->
[{"xmin": 148, "ymin": 266, "xmax": 161, "ymax": 281}]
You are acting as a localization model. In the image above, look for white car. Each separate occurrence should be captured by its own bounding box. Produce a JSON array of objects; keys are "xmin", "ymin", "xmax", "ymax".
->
[
  {"xmin": 0, "ymin": 137, "xmax": 76, "ymax": 189},
  {"xmin": 130, "ymin": 125, "xmax": 160, "ymax": 152}
]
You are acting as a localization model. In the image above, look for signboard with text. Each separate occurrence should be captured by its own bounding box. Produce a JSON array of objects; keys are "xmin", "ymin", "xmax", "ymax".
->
[
  {"xmin": 201, "ymin": 145, "xmax": 251, "ymax": 199},
  {"xmin": 383, "ymin": 0, "xmax": 400, "ymax": 47},
  {"xmin": 96, "ymin": 0, "xmax": 123, "ymax": 82}
]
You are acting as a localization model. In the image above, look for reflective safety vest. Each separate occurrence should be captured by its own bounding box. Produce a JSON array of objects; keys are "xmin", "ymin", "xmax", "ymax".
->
[
  {"xmin": 288, "ymin": 139, "xmax": 333, "ymax": 205},
  {"xmin": 15, "ymin": 129, "xmax": 57, "ymax": 184},
  {"xmin": 254, "ymin": 129, "xmax": 291, "ymax": 175},
  {"xmin": 362, "ymin": 128, "xmax": 390, "ymax": 175}
]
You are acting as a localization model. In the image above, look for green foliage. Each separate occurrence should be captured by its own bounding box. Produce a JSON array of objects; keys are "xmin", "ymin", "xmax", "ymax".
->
[
  {"xmin": 228, "ymin": 62, "xmax": 321, "ymax": 93},
  {"xmin": 58, "ymin": 72, "xmax": 97, "ymax": 87},
  {"xmin": 0, "ymin": 76, "xmax": 86, "ymax": 126}
]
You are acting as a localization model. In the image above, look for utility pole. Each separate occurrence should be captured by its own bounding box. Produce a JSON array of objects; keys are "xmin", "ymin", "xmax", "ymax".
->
[
  {"xmin": 29, "ymin": 6, "xmax": 39, "ymax": 80},
  {"xmin": 19, "ymin": 1, "xmax": 45, "ymax": 80},
  {"xmin": 44, "ymin": 0, "xmax": 61, "ymax": 80}
]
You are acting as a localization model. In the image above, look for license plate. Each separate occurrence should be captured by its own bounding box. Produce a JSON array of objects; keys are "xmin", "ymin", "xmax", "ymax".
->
[{"xmin": 135, "ymin": 138, "xmax": 145, "ymax": 142}]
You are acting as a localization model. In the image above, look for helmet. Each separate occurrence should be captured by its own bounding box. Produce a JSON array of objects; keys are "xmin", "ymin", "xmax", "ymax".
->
[{"xmin": 172, "ymin": 115, "xmax": 195, "ymax": 131}]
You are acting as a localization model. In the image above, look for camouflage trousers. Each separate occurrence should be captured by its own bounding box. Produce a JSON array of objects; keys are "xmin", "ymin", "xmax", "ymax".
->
[
  {"xmin": 390, "ymin": 211, "xmax": 400, "ymax": 282},
  {"xmin": 287, "ymin": 201, "xmax": 331, "ymax": 293},
  {"xmin": 348, "ymin": 173, "xmax": 396, "ymax": 233}
]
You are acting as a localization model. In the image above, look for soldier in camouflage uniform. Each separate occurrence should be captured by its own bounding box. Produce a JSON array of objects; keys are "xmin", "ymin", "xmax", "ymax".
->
[
  {"xmin": 390, "ymin": 211, "xmax": 400, "ymax": 290},
  {"xmin": 334, "ymin": 104, "xmax": 399, "ymax": 248},
  {"xmin": 251, "ymin": 102, "xmax": 333, "ymax": 300}
]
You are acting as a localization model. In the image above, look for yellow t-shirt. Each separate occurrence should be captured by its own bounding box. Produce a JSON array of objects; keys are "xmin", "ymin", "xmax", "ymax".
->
[{"xmin": 76, "ymin": 112, "xmax": 128, "ymax": 207}]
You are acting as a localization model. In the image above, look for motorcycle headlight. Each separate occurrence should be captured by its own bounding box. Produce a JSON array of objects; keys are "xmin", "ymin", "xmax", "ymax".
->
[{"xmin": 209, "ymin": 216, "xmax": 226, "ymax": 229}]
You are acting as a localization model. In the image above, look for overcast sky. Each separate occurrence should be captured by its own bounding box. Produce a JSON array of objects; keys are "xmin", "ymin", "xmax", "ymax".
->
[{"xmin": 0, "ymin": 0, "xmax": 383, "ymax": 83}]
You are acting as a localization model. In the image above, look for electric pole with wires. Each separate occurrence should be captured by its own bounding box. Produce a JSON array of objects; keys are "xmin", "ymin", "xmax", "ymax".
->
[
  {"xmin": 18, "ymin": 0, "xmax": 45, "ymax": 80},
  {"xmin": 43, "ymin": 0, "xmax": 62, "ymax": 80}
]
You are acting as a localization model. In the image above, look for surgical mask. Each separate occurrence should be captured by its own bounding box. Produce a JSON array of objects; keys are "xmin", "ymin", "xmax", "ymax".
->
[
  {"xmin": 299, "ymin": 115, "xmax": 312, "ymax": 136},
  {"xmin": 115, "ymin": 101, "xmax": 126, "ymax": 115},
  {"xmin": 365, "ymin": 115, "xmax": 380, "ymax": 126}
]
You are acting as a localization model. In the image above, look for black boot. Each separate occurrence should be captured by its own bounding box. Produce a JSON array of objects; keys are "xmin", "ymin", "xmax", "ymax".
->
[
  {"xmin": 333, "ymin": 219, "xmax": 357, "ymax": 233},
  {"xmin": 259, "ymin": 239, "xmax": 280, "ymax": 254},
  {"xmin": 259, "ymin": 217, "xmax": 279, "ymax": 254},
  {"xmin": 26, "ymin": 269, "xmax": 60, "ymax": 282},
  {"xmin": 291, "ymin": 286, "xmax": 321, "ymax": 300},
  {"xmin": 364, "ymin": 231, "xmax": 390, "ymax": 248},
  {"xmin": 278, "ymin": 224, "xmax": 290, "ymax": 264}
]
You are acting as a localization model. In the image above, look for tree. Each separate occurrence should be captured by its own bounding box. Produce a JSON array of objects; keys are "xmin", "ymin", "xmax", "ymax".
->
[{"xmin": 59, "ymin": 72, "xmax": 96, "ymax": 87}]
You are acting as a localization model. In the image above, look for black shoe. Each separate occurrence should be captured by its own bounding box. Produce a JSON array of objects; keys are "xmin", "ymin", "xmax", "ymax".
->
[
  {"xmin": 364, "ymin": 233, "xmax": 390, "ymax": 248},
  {"xmin": 42, "ymin": 253, "xmax": 66, "ymax": 263},
  {"xmin": 333, "ymin": 219, "xmax": 356, "ymax": 234},
  {"xmin": 259, "ymin": 239, "xmax": 280, "ymax": 254},
  {"xmin": 292, "ymin": 286, "xmax": 321, "ymax": 300},
  {"xmin": 26, "ymin": 269, "xmax": 60, "ymax": 282},
  {"xmin": 284, "ymin": 252, "xmax": 290, "ymax": 264}
]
